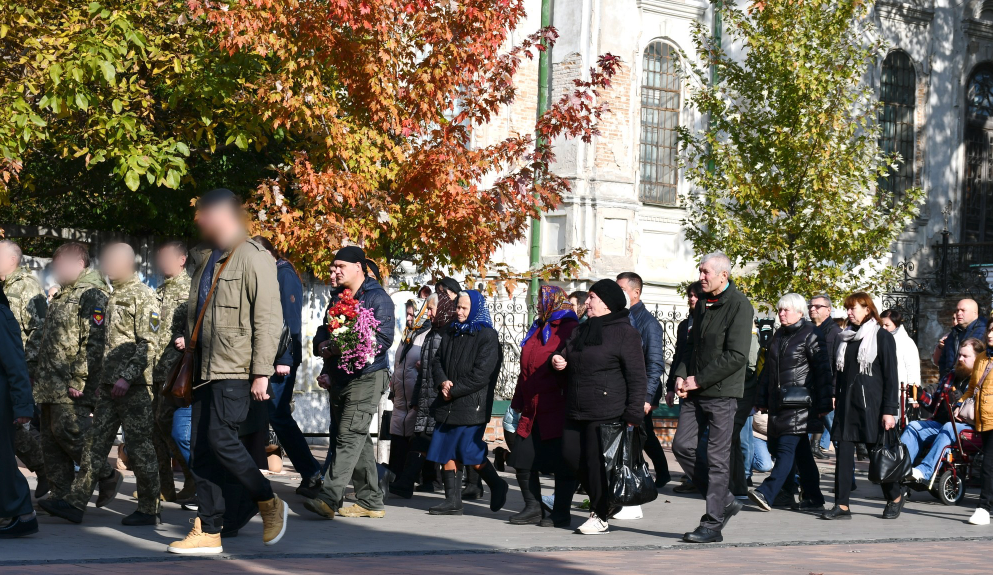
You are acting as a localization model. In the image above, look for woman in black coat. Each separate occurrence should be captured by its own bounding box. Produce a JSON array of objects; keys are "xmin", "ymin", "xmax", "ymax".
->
[
  {"xmin": 749, "ymin": 293, "xmax": 833, "ymax": 512},
  {"xmin": 425, "ymin": 290, "xmax": 507, "ymax": 516},
  {"xmin": 822, "ymin": 292, "xmax": 902, "ymax": 520},
  {"xmin": 551, "ymin": 279, "xmax": 647, "ymax": 535}
]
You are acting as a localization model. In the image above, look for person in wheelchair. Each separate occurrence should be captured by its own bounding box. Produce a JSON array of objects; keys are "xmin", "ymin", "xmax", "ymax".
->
[{"xmin": 902, "ymin": 338, "xmax": 983, "ymax": 485}]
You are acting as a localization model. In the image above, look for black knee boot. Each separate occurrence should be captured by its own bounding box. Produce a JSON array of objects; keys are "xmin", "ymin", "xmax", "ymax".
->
[
  {"xmin": 541, "ymin": 475, "xmax": 577, "ymax": 528},
  {"xmin": 390, "ymin": 451, "xmax": 425, "ymax": 499},
  {"xmin": 416, "ymin": 460, "xmax": 438, "ymax": 492},
  {"xmin": 475, "ymin": 459, "xmax": 509, "ymax": 512},
  {"xmin": 509, "ymin": 471, "xmax": 542, "ymax": 525},
  {"xmin": 462, "ymin": 466, "xmax": 484, "ymax": 500},
  {"xmin": 429, "ymin": 469, "xmax": 463, "ymax": 515}
]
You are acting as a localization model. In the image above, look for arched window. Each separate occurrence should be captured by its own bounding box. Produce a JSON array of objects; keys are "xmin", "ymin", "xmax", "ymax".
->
[
  {"xmin": 963, "ymin": 63, "xmax": 993, "ymax": 242},
  {"xmin": 639, "ymin": 41, "xmax": 680, "ymax": 206},
  {"xmin": 878, "ymin": 51, "xmax": 916, "ymax": 201}
]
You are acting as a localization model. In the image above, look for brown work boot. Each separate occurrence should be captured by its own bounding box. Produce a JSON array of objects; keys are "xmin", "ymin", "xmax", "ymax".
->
[
  {"xmin": 302, "ymin": 497, "xmax": 335, "ymax": 520},
  {"xmin": 257, "ymin": 495, "xmax": 288, "ymax": 546},
  {"xmin": 166, "ymin": 518, "xmax": 223, "ymax": 555},
  {"xmin": 95, "ymin": 470, "xmax": 123, "ymax": 507},
  {"xmin": 338, "ymin": 504, "xmax": 385, "ymax": 518}
]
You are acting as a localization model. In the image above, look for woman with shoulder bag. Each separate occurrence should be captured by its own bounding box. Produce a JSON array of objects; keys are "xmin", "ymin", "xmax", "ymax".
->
[
  {"xmin": 963, "ymin": 326, "xmax": 993, "ymax": 526},
  {"xmin": 821, "ymin": 293, "xmax": 903, "ymax": 521},
  {"xmin": 748, "ymin": 293, "xmax": 833, "ymax": 513}
]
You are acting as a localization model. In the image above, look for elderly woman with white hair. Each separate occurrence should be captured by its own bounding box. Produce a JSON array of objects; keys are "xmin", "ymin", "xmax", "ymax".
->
[{"xmin": 747, "ymin": 293, "xmax": 834, "ymax": 512}]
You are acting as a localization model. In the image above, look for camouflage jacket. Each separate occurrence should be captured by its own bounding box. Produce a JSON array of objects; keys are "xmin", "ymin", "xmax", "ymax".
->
[
  {"xmin": 152, "ymin": 272, "xmax": 191, "ymax": 385},
  {"xmin": 34, "ymin": 269, "xmax": 108, "ymax": 406},
  {"xmin": 101, "ymin": 274, "xmax": 158, "ymax": 387},
  {"xmin": 2, "ymin": 266, "xmax": 47, "ymax": 375}
]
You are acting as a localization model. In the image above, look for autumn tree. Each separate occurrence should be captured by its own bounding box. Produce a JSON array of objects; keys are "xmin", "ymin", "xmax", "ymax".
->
[{"xmin": 678, "ymin": 0, "xmax": 924, "ymax": 308}]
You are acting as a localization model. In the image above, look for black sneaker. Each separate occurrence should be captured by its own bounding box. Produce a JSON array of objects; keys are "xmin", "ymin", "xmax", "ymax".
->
[
  {"xmin": 39, "ymin": 499, "xmax": 84, "ymax": 524},
  {"xmin": 178, "ymin": 495, "xmax": 199, "ymax": 512},
  {"xmin": 820, "ymin": 506, "xmax": 852, "ymax": 520},
  {"xmin": 672, "ymin": 480, "xmax": 697, "ymax": 494},
  {"xmin": 34, "ymin": 477, "xmax": 50, "ymax": 499},
  {"xmin": 747, "ymin": 490, "xmax": 772, "ymax": 511},
  {"xmin": 799, "ymin": 499, "xmax": 825, "ymax": 512},
  {"xmin": 0, "ymin": 515, "xmax": 39, "ymax": 538},
  {"xmin": 121, "ymin": 510, "xmax": 161, "ymax": 526},
  {"xmin": 295, "ymin": 475, "xmax": 322, "ymax": 500}
]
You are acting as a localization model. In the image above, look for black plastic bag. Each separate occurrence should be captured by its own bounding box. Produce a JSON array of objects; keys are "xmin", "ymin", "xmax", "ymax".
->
[
  {"xmin": 868, "ymin": 428, "xmax": 911, "ymax": 484},
  {"xmin": 598, "ymin": 422, "xmax": 658, "ymax": 507}
]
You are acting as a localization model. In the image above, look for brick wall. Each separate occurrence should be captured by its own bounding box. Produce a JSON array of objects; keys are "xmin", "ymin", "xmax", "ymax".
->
[{"xmin": 593, "ymin": 64, "xmax": 632, "ymax": 172}]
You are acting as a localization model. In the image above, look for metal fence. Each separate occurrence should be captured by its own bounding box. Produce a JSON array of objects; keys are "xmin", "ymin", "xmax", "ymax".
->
[{"xmin": 488, "ymin": 298, "xmax": 688, "ymax": 399}]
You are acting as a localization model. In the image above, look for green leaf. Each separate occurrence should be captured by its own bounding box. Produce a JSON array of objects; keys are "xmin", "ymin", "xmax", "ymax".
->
[
  {"xmin": 88, "ymin": 2, "xmax": 101, "ymax": 15},
  {"xmin": 175, "ymin": 142, "xmax": 189, "ymax": 156},
  {"xmin": 234, "ymin": 134, "xmax": 248, "ymax": 150},
  {"xmin": 100, "ymin": 61, "xmax": 116, "ymax": 83},
  {"xmin": 74, "ymin": 93, "xmax": 89, "ymax": 111},
  {"xmin": 124, "ymin": 169, "xmax": 140, "ymax": 190},
  {"xmin": 49, "ymin": 63, "xmax": 62, "ymax": 86},
  {"xmin": 112, "ymin": 99, "xmax": 123, "ymax": 114}
]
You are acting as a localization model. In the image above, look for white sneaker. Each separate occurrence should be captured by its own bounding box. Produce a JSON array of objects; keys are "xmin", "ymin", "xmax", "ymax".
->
[
  {"xmin": 576, "ymin": 512, "xmax": 609, "ymax": 534},
  {"xmin": 911, "ymin": 468, "xmax": 925, "ymax": 482},
  {"xmin": 969, "ymin": 508, "xmax": 991, "ymax": 526},
  {"xmin": 611, "ymin": 505, "xmax": 643, "ymax": 520}
]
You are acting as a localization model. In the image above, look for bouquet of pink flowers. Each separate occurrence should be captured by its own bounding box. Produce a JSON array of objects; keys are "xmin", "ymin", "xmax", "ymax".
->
[{"xmin": 326, "ymin": 288, "xmax": 382, "ymax": 374}]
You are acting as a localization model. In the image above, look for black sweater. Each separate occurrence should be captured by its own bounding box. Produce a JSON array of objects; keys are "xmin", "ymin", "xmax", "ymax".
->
[{"xmin": 429, "ymin": 326, "xmax": 502, "ymax": 427}]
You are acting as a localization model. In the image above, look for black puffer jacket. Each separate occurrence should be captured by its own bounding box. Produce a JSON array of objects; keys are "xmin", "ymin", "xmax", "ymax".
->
[
  {"xmin": 429, "ymin": 326, "xmax": 502, "ymax": 427},
  {"xmin": 561, "ymin": 313, "xmax": 647, "ymax": 425},
  {"xmin": 756, "ymin": 318, "xmax": 833, "ymax": 437},
  {"xmin": 413, "ymin": 326, "xmax": 443, "ymax": 434}
]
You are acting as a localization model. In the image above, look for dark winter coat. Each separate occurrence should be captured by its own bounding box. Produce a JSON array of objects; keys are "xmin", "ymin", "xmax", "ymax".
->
[
  {"xmin": 275, "ymin": 259, "xmax": 303, "ymax": 367},
  {"xmin": 814, "ymin": 319, "xmax": 843, "ymax": 377},
  {"xmin": 413, "ymin": 326, "xmax": 443, "ymax": 435},
  {"xmin": 560, "ymin": 313, "xmax": 647, "ymax": 425},
  {"xmin": 429, "ymin": 326, "xmax": 502, "ymax": 427},
  {"xmin": 833, "ymin": 324, "xmax": 900, "ymax": 444},
  {"xmin": 628, "ymin": 301, "xmax": 665, "ymax": 404},
  {"xmin": 673, "ymin": 281, "xmax": 755, "ymax": 399},
  {"xmin": 756, "ymin": 319, "xmax": 833, "ymax": 437},
  {"xmin": 939, "ymin": 317, "xmax": 988, "ymax": 379},
  {"xmin": 511, "ymin": 317, "xmax": 578, "ymax": 440}
]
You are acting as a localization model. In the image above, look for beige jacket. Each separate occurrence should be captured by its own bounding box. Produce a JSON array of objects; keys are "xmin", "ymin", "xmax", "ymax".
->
[{"xmin": 186, "ymin": 238, "xmax": 282, "ymax": 380}]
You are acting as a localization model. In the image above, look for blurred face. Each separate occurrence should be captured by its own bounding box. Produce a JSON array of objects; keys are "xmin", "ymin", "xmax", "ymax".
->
[
  {"xmin": 155, "ymin": 246, "xmax": 187, "ymax": 279},
  {"xmin": 617, "ymin": 278, "xmax": 640, "ymax": 305},
  {"xmin": 426, "ymin": 299, "xmax": 437, "ymax": 320},
  {"xmin": 846, "ymin": 302, "xmax": 870, "ymax": 326},
  {"xmin": 958, "ymin": 345, "xmax": 978, "ymax": 374},
  {"xmin": 955, "ymin": 300, "xmax": 980, "ymax": 328},
  {"xmin": 880, "ymin": 317, "xmax": 897, "ymax": 333},
  {"xmin": 585, "ymin": 291, "xmax": 610, "ymax": 318},
  {"xmin": 196, "ymin": 202, "xmax": 242, "ymax": 248},
  {"xmin": 808, "ymin": 298, "xmax": 831, "ymax": 325},
  {"xmin": 687, "ymin": 291, "xmax": 700, "ymax": 310},
  {"xmin": 699, "ymin": 260, "xmax": 729, "ymax": 295},
  {"xmin": 334, "ymin": 260, "xmax": 365, "ymax": 290},
  {"xmin": 456, "ymin": 294, "xmax": 472, "ymax": 323},
  {"xmin": 100, "ymin": 245, "xmax": 135, "ymax": 282},
  {"xmin": 778, "ymin": 306, "xmax": 803, "ymax": 327},
  {"xmin": 987, "ymin": 329, "xmax": 993, "ymax": 349},
  {"xmin": 52, "ymin": 255, "xmax": 86, "ymax": 286},
  {"xmin": 0, "ymin": 244, "xmax": 18, "ymax": 277},
  {"xmin": 405, "ymin": 306, "xmax": 415, "ymax": 328}
]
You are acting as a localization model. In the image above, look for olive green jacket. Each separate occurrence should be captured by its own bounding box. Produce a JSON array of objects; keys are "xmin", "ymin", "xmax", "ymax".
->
[
  {"xmin": 34, "ymin": 269, "xmax": 108, "ymax": 406},
  {"xmin": 2, "ymin": 266, "xmax": 47, "ymax": 375},
  {"xmin": 186, "ymin": 238, "xmax": 282, "ymax": 380},
  {"xmin": 101, "ymin": 274, "xmax": 158, "ymax": 387}
]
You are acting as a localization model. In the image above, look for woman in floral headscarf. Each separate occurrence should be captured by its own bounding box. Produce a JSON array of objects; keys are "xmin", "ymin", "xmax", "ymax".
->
[{"xmin": 507, "ymin": 286, "xmax": 580, "ymax": 527}]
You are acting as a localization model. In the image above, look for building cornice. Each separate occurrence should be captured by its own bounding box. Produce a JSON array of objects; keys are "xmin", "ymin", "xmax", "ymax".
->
[
  {"xmin": 876, "ymin": 0, "xmax": 935, "ymax": 26},
  {"xmin": 638, "ymin": 0, "xmax": 708, "ymax": 20},
  {"xmin": 963, "ymin": 17, "xmax": 993, "ymax": 41}
]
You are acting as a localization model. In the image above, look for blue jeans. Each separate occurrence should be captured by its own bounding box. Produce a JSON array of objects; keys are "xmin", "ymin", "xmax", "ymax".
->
[
  {"xmin": 741, "ymin": 416, "xmax": 755, "ymax": 479},
  {"xmin": 911, "ymin": 420, "xmax": 972, "ymax": 479},
  {"xmin": 820, "ymin": 411, "xmax": 834, "ymax": 449},
  {"xmin": 172, "ymin": 405, "xmax": 192, "ymax": 464},
  {"xmin": 268, "ymin": 366, "xmax": 321, "ymax": 478},
  {"xmin": 751, "ymin": 436, "xmax": 774, "ymax": 474},
  {"xmin": 756, "ymin": 434, "xmax": 825, "ymax": 505}
]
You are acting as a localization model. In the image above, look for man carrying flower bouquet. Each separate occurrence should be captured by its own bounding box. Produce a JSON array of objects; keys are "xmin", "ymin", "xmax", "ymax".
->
[{"xmin": 304, "ymin": 245, "xmax": 395, "ymax": 520}]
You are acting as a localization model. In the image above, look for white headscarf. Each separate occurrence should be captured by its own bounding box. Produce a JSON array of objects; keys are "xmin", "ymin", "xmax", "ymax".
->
[{"xmin": 836, "ymin": 318, "xmax": 880, "ymax": 376}]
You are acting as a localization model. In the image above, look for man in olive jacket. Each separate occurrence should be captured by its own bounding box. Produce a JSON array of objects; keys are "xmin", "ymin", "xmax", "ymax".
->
[
  {"xmin": 166, "ymin": 189, "xmax": 286, "ymax": 555},
  {"xmin": 672, "ymin": 252, "xmax": 754, "ymax": 544}
]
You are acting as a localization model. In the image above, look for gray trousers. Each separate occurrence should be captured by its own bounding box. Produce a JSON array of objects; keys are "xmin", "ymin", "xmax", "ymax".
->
[
  {"xmin": 317, "ymin": 369, "xmax": 388, "ymax": 512},
  {"xmin": 672, "ymin": 395, "xmax": 737, "ymax": 531}
]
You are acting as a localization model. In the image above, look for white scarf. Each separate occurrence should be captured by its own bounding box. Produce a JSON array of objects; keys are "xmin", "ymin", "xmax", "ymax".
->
[{"xmin": 836, "ymin": 318, "xmax": 880, "ymax": 376}]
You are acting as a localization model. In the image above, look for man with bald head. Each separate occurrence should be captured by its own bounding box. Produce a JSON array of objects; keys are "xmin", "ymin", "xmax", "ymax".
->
[
  {"xmin": 41, "ymin": 242, "xmax": 162, "ymax": 526},
  {"xmin": 936, "ymin": 299, "xmax": 987, "ymax": 380}
]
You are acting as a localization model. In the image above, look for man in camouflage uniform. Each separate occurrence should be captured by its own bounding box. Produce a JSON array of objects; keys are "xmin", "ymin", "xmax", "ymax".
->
[
  {"xmin": 151, "ymin": 240, "xmax": 194, "ymax": 500},
  {"xmin": 30, "ymin": 242, "xmax": 119, "ymax": 505},
  {"xmin": 0, "ymin": 240, "xmax": 47, "ymax": 492},
  {"xmin": 41, "ymin": 242, "xmax": 161, "ymax": 526}
]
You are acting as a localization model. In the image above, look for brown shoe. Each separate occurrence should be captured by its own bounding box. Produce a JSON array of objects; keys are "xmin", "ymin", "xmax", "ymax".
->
[
  {"xmin": 167, "ymin": 518, "xmax": 223, "ymax": 555},
  {"xmin": 96, "ymin": 471, "xmax": 123, "ymax": 507},
  {"xmin": 257, "ymin": 495, "xmax": 288, "ymax": 546},
  {"xmin": 303, "ymin": 497, "xmax": 335, "ymax": 520},
  {"xmin": 337, "ymin": 504, "xmax": 385, "ymax": 518}
]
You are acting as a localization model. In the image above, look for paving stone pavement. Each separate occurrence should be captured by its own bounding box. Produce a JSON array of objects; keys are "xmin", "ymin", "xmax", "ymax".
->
[{"xmin": 3, "ymin": 449, "xmax": 991, "ymax": 574}]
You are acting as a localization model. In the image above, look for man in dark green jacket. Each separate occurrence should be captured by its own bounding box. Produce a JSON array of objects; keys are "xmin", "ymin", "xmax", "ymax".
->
[{"xmin": 672, "ymin": 252, "xmax": 754, "ymax": 544}]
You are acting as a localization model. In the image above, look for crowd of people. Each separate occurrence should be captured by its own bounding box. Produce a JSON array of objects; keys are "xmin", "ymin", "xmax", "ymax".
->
[{"xmin": 2, "ymin": 190, "xmax": 993, "ymax": 550}]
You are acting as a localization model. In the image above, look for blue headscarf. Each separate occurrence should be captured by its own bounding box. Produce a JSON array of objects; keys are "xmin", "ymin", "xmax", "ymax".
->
[
  {"xmin": 453, "ymin": 290, "xmax": 493, "ymax": 334},
  {"xmin": 521, "ymin": 285, "xmax": 578, "ymax": 347}
]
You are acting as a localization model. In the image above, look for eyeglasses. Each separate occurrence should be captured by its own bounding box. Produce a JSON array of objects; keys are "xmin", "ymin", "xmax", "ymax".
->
[{"xmin": 808, "ymin": 304, "xmax": 828, "ymax": 310}]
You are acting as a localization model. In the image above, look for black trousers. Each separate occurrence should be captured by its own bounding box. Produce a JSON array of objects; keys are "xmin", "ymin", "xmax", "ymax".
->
[
  {"xmin": 980, "ymin": 430, "xmax": 993, "ymax": 511},
  {"xmin": 190, "ymin": 380, "xmax": 274, "ymax": 533},
  {"xmin": 642, "ymin": 413, "xmax": 669, "ymax": 481},
  {"xmin": 756, "ymin": 434, "xmax": 824, "ymax": 505},
  {"xmin": 834, "ymin": 439, "xmax": 901, "ymax": 507},
  {"xmin": 672, "ymin": 396, "xmax": 737, "ymax": 531},
  {"xmin": 563, "ymin": 418, "xmax": 614, "ymax": 520}
]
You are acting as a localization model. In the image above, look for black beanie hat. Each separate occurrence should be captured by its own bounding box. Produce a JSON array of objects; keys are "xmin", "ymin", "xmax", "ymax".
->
[
  {"xmin": 334, "ymin": 245, "xmax": 365, "ymax": 264},
  {"xmin": 197, "ymin": 187, "xmax": 238, "ymax": 209},
  {"xmin": 588, "ymin": 279, "xmax": 627, "ymax": 313}
]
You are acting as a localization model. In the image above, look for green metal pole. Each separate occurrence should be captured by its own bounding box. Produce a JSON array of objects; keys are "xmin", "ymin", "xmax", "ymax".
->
[
  {"xmin": 528, "ymin": 0, "xmax": 553, "ymax": 315},
  {"xmin": 707, "ymin": 0, "xmax": 722, "ymax": 174}
]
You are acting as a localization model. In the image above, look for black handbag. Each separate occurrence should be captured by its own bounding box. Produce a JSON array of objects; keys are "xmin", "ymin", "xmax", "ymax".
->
[
  {"xmin": 598, "ymin": 422, "xmax": 658, "ymax": 507},
  {"xmin": 276, "ymin": 322, "xmax": 292, "ymax": 360},
  {"xmin": 780, "ymin": 386, "xmax": 813, "ymax": 408},
  {"xmin": 868, "ymin": 428, "xmax": 912, "ymax": 484}
]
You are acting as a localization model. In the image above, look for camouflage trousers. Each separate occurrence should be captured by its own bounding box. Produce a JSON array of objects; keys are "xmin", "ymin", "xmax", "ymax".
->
[
  {"xmin": 66, "ymin": 385, "xmax": 160, "ymax": 514},
  {"xmin": 39, "ymin": 403, "xmax": 114, "ymax": 501},
  {"xmin": 152, "ymin": 390, "xmax": 193, "ymax": 496},
  {"xmin": 14, "ymin": 423, "xmax": 45, "ymax": 474}
]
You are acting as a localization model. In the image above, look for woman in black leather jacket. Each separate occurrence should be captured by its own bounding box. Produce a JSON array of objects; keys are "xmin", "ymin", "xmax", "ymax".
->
[{"xmin": 748, "ymin": 293, "xmax": 833, "ymax": 512}]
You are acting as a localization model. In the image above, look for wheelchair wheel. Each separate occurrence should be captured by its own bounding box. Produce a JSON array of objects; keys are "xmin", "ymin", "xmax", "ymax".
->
[{"xmin": 935, "ymin": 470, "xmax": 964, "ymax": 506}]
